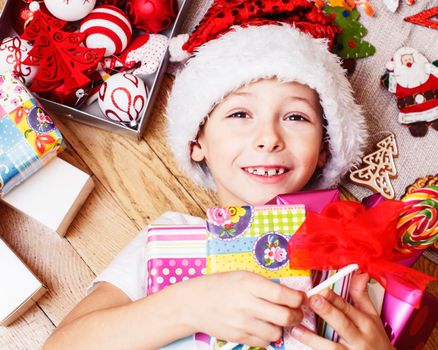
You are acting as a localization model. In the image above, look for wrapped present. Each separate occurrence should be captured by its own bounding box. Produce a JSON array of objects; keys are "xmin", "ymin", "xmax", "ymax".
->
[
  {"xmin": 268, "ymin": 189, "xmax": 346, "ymax": 343},
  {"xmin": 206, "ymin": 205, "xmax": 315, "ymax": 350},
  {"xmin": 145, "ymin": 224, "xmax": 209, "ymax": 350},
  {"xmin": 0, "ymin": 71, "xmax": 63, "ymax": 197},
  {"xmin": 145, "ymin": 225, "xmax": 207, "ymax": 295}
]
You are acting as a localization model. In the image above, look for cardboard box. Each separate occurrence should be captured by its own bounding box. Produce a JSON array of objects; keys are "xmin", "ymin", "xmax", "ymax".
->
[
  {"xmin": 2, "ymin": 157, "xmax": 94, "ymax": 236},
  {"xmin": 0, "ymin": 238, "xmax": 47, "ymax": 326},
  {"xmin": 0, "ymin": 0, "xmax": 190, "ymax": 140}
]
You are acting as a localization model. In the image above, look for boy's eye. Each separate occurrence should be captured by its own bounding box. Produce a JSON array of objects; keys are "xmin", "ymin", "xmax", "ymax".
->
[
  {"xmin": 227, "ymin": 111, "xmax": 249, "ymax": 119},
  {"xmin": 285, "ymin": 113, "xmax": 308, "ymax": 121}
]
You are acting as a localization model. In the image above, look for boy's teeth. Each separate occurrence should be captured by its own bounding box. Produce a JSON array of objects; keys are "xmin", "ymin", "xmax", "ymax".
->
[{"xmin": 245, "ymin": 167, "xmax": 286, "ymax": 176}]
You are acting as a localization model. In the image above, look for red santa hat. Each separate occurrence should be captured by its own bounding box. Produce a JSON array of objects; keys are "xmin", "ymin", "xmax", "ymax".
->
[{"xmin": 166, "ymin": 0, "xmax": 368, "ymax": 190}]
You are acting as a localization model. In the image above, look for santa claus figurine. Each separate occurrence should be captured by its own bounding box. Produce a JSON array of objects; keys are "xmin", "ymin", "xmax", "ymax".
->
[{"xmin": 382, "ymin": 47, "xmax": 438, "ymax": 137}]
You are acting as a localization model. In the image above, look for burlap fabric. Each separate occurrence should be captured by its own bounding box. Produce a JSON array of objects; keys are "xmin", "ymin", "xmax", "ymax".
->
[{"xmin": 175, "ymin": 0, "xmax": 438, "ymax": 200}]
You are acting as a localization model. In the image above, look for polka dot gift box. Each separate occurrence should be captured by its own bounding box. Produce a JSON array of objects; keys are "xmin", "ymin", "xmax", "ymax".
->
[
  {"xmin": 0, "ymin": 71, "xmax": 63, "ymax": 196},
  {"xmin": 206, "ymin": 205, "xmax": 315, "ymax": 350}
]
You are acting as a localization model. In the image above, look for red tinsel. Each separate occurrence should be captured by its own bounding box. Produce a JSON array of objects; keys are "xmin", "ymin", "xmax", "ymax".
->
[{"xmin": 287, "ymin": 200, "xmax": 436, "ymax": 308}]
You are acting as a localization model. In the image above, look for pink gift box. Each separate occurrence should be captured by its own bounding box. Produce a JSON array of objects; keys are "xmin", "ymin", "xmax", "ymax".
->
[{"xmin": 145, "ymin": 225, "xmax": 206, "ymax": 295}]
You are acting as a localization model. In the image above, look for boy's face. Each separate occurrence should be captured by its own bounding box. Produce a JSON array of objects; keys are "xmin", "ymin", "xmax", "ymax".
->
[{"xmin": 191, "ymin": 79, "xmax": 327, "ymax": 206}]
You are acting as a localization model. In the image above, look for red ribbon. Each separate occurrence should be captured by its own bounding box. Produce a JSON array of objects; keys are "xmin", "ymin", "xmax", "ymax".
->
[{"xmin": 288, "ymin": 200, "xmax": 436, "ymax": 308}]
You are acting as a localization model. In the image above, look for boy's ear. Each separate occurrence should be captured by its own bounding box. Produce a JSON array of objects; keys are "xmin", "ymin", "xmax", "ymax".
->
[
  {"xmin": 317, "ymin": 141, "xmax": 329, "ymax": 168},
  {"xmin": 190, "ymin": 140, "xmax": 205, "ymax": 162}
]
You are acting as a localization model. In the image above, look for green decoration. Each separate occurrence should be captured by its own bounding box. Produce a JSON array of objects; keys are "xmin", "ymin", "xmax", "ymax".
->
[{"xmin": 323, "ymin": 6, "xmax": 375, "ymax": 59}]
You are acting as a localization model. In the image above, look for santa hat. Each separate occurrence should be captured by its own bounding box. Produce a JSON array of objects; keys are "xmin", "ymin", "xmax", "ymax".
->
[{"xmin": 166, "ymin": 0, "xmax": 368, "ymax": 190}]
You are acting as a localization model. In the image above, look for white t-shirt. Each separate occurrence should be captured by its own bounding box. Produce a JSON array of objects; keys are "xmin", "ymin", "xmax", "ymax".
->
[{"xmin": 89, "ymin": 211, "xmax": 205, "ymax": 301}]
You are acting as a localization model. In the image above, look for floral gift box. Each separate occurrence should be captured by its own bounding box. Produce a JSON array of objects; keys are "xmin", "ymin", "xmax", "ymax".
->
[
  {"xmin": 0, "ymin": 71, "xmax": 63, "ymax": 196},
  {"xmin": 206, "ymin": 205, "xmax": 315, "ymax": 350}
]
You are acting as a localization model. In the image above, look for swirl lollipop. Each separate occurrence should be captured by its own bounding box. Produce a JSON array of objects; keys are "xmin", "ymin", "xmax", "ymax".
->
[{"xmin": 396, "ymin": 186, "xmax": 438, "ymax": 255}]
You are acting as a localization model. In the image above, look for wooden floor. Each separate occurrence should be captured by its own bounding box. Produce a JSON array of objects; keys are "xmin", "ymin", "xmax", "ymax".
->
[{"xmin": 0, "ymin": 2, "xmax": 437, "ymax": 350}]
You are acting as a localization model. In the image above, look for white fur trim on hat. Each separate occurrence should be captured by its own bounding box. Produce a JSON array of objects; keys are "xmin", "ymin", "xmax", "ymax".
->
[{"xmin": 167, "ymin": 25, "xmax": 368, "ymax": 190}]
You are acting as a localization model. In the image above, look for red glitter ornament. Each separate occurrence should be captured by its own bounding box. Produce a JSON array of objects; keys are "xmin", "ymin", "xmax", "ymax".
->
[{"xmin": 126, "ymin": 0, "xmax": 178, "ymax": 33}]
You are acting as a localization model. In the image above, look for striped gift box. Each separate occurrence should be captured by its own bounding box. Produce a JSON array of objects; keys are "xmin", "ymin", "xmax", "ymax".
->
[
  {"xmin": 145, "ymin": 225, "xmax": 207, "ymax": 295},
  {"xmin": 206, "ymin": 205, "xmax": 315, "ymax": 350}
]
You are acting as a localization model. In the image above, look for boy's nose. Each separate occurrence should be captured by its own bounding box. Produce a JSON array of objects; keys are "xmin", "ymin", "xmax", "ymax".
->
[{"xmin": 253, "ymin": 126, "xmax": 285, "ymax": 152}]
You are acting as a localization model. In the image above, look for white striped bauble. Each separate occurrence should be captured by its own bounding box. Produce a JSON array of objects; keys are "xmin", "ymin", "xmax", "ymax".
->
[{"xmin": 80, "ymin": 5, "xmax": 132, "ymax": 57}]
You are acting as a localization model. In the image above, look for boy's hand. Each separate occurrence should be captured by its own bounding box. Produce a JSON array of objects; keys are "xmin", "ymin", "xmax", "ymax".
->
[
  {"xmin": 291, "ymin": 272, "xmax": 396, "ymax": 350},
  {"xmin": 177, "ymin": 270, "xmax": 305, "ymax": 348}
]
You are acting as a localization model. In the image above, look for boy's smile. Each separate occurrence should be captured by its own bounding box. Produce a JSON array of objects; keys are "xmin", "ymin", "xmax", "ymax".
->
[{"xmin": 191, "ymin": 79, "xmax": 327, "ymax": 206}]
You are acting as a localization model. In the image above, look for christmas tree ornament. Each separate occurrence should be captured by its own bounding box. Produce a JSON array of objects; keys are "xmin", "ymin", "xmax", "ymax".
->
[
  {"xmin": 381, "ymin": 47, "xmax": 438, "ymax": 137},
  {"xmin": 382, "ymin": 0, "xmax": 399, "ymax": 13},
  {"xmin": 349, "ymin": 134, "xmax": 398, "ymax": 200},
  {"xmin": 0, "ymin": 37, "xmax": 38, "ymax": 86},
  {"xmin": 98, "ymin": 73, "xmax": 148, "ymax": 128},
  {"xmin": 118, "ymin": 34, "xmax": 168, "ymax": 76},
  {"xmin": 21, "ymin": 2, "xmax": 105, "ymax": 93},
  {"xmin": 44, "ymin": 0, "xmax": 96, "ymax": 22},
  {"xmin": 404, "ymin": 7, "xmax": 438, "ymax": 31},
  {"xmin": 324, "ymin": 6, "xmax": 375, "ymax": 59},
  {"xmin": 126, "ymin": 0, "xmax": 178, "ymax": 33},
  {"xmin": 80, "ymin": 5, "xmax": 133, "ymax": 57}
]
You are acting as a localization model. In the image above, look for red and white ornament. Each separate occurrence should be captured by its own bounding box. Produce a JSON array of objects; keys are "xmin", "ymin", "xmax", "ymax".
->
[
  {"xmin": 98, "ymin": 73, "xmax": 148, "ymax": 127},
  {"xmin": 44, "ymin": 0, "xmax": 96, "ymax": 22},
  {"xmin": 80, "ymin": 5, "xmax": 132, "ymax": 57},
  {"xmin": 0, "ymin": 37, "xmax": 38, "ymax": 86},
  {"xmin": 126, "ymin": 0, "xmax": 178, "ymax": 33}
]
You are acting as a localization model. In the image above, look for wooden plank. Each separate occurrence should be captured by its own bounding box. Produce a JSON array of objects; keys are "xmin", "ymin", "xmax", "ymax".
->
[
  {"xmin": 53, "ymin": 116, "xmax": 206, "ymax": 227},
  {"xmin": 141, "ymin": 75, "xmax": 218, "ymax": 213},
  {"xmin": 0, "ymin": 305, "xmax": 54, "ymax": 350},
  {"xmin": 0, "ymin": 204, "xmax": 95, "ymax": 326}
]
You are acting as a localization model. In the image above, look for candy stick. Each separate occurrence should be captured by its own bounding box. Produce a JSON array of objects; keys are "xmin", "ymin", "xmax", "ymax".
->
[{"xmin": 220, "ymin": 264, "xmax": 359, "ymax": 350}]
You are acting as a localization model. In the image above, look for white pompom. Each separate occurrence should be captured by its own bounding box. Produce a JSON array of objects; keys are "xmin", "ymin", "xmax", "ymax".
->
[
  {"xmin": 29, "ymin": 1, "xmax": 40, "ymax": 12},
  {"xmin": 169, "ymin": 34, "xmax": 191, "ymax": 62}
]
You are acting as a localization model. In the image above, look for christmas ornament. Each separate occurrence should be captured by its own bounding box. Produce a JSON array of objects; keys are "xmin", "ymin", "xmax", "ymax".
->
[
  {"xmin": 11, "ymin": 0, "xmax": 46, "ymax": 36},
  {"xmin": 396, "ymin": 186, "xmax": 438, "ymax": 256},
  {"xmin": 98, "ymin": 73, "xmax": 148, "ymax": 128},
  {"xmin": 80, "ymin": 5, "xmax": 132, "ymax": 57},
  {"xmin": 21, "ymin": 2, "xmax": 105, "ymax": 93},
  {"xmin": 126, "ymin": 0, "xmax": 178, "ymax": 33},
  {"xmin": 44, "ymin": 0, "xmax": 96, "ymax": 22},
  {"xmin": 349, "ymin": 134, "xmax": 398, "ymax": 200},
  {"xmin": 96, "ymin": 0, "xmax": 125, "ymax": 5},
  {"xmin": 382, "ymin": 0, "xmax": 399, "ymax": 13},
  {"xmin": 319, "ymin": 1, "xmax": 375, "ymax": 16},
  {"xmin": 324, "ymin": 5, "xmax": 375, "ymax": 59},
  {"xmin": 406, "ymin": 0, "xmax": 415, "ymax": 5},
  {"xmin": 118, "ymin": 34, "xmax": 168, "ymax": 76},
  {"xmin": 405, "ymin": 174, "xmax": 438, "ymax": 196},
  {"xmin": 404, "ymin": 7, "xmax": 438, "ymax": 31},
  {"xmin": 0, "ymin": 37, "xmax": 38, "ymax": 86},
  {"xmin": 381, "ymin": 47, "xmax": 438, "ymax": 137}
]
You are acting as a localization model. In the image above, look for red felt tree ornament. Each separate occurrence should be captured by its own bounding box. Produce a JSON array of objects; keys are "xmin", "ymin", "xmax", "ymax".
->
[{"xmin": 21, "ymin": 2, "xmax": 105, "ymax": 93}]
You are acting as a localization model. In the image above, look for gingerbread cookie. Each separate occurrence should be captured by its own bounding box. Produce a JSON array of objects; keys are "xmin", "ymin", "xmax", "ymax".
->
[
  {"xmin": 349, "ymin": 134, "xmax": 398, "ymax": 199},
  {"xmin": 404, "ymin": 174, "xmax": 438, "ymax": 196}
]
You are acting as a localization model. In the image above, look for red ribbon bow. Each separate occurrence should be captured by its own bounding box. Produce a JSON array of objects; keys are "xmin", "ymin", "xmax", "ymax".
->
[{"xmin": 287, "ymin": 200, "xmax": 436, "ymax": 308}]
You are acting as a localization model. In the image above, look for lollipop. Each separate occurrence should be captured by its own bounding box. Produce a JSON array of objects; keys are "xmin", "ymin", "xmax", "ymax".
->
[{"xmin": 396, "ymin": 186, "xmax": 438, "ymax": 255}]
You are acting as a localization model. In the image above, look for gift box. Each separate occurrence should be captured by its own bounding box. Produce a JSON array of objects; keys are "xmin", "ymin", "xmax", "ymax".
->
[
  {"xmin": 0, "ymin": 70, "xmax": 63, "ymax": 197},
  {"xmin": 145, "ymin": 224, "xmax": 209, "ymax": 349},
  {"xmin": 2, "ymin": 157, "xmax": 94, "ymax": 236},
  {"xmin": 206, "ymin": 204, "xmax": 315, "ymax": 350},
  {"xmin": 0, "ymin": 238, "xmax": 47, "ymax": 326},
  {"xmin": 0, "ymin": 0, "xmax": 190, "ymax": 140}
]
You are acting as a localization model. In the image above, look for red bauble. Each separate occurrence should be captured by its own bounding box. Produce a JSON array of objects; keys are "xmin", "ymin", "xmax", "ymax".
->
[
  {"xmin": 126, "ymin": 0, "xmax": 178, "ymax": 33},
  {"xmin": 96, "ymin": 0, "xmax": 126, "ymax": 5},
  {"xmin": 11, "ymin": 0, "xmax": 48, "ymax": 35}
]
